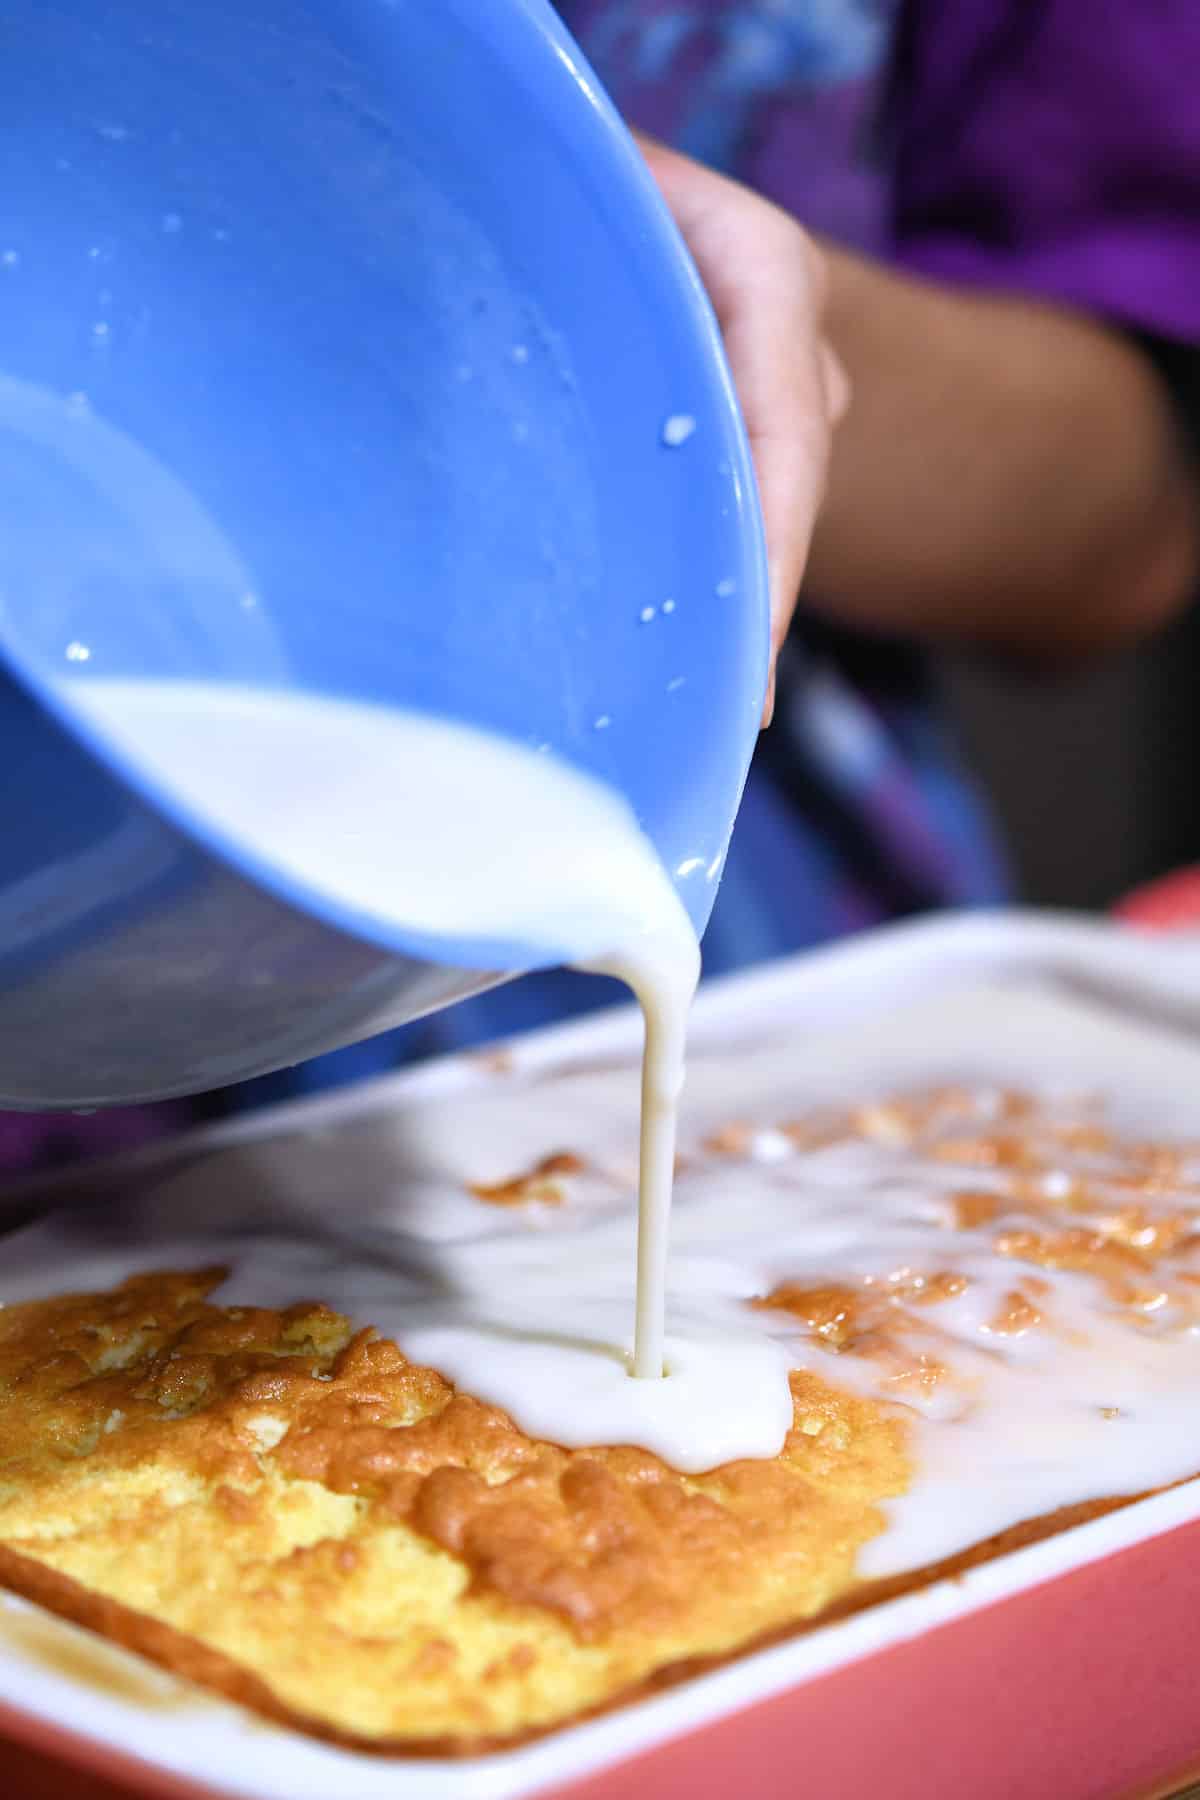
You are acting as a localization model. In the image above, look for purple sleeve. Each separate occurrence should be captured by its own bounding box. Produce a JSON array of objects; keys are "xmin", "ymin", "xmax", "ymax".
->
[{"xmin": 890, "ymin": 1, "xmax": 1200, "ymax": 344}]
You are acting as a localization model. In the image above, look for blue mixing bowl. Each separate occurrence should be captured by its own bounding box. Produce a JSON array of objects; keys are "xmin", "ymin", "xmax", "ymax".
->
[{"xmin": 0, "ymin": 0, "xmax": 768, "ymax": 1108}]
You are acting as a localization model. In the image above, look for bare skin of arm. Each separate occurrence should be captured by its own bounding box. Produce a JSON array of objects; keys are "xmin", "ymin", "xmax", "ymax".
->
[
  {"xmin": 809, "ymin": 244, "xmax": 1200, "ymax": 661},
  {"xmin": 640, "ymin": 136, "xmax": 1199, "ymax": 701}
]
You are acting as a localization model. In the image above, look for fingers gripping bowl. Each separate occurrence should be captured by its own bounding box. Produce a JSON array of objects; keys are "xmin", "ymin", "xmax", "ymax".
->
[{"xmin": 0, "ymin": 0, "xmax": 768, "ymax": 1107}]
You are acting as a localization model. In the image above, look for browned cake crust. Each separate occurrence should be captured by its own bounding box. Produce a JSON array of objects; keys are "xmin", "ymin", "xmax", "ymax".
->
[
  {"xmin": 2, "ymin": 1081, "xmax": 1197, "ymax": 1753},
  {"xmin": 0, "ymin": 1261, "xmax": 1175, "ymax": 1755},
  {"xmin": 0, "ymin": 1267, "xmax": 910, "ymax": 1749},
  {"xmin": 0, "ymin": 1472, "xmax": 1165, "ymax": 1758}
]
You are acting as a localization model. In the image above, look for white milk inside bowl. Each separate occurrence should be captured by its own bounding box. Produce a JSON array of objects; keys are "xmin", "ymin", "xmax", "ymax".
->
[{"xmin": 63, "ymin": 679, "xmax": 701, "ymax": 1384}]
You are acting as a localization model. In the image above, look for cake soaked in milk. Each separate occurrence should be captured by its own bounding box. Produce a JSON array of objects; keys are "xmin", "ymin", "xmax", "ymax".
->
[{"xmin": 4, "ymin": 1059, "xmax": 1200, "ymax": 1748}]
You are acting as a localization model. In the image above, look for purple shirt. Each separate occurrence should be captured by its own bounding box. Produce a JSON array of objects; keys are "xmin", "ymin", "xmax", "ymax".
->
[
  {"xmin": 565, "ymin": 1, "xmax": 1200, "ymax": 343},
  {"xmin": 891, "ymin": 2, "xmax": 1200, "ymax": 345}
]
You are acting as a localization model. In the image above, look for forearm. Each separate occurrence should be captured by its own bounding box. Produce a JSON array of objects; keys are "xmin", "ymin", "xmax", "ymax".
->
[{"xmin": 806, "ymin": 244, "xmax": 1200, "ymax": 659}]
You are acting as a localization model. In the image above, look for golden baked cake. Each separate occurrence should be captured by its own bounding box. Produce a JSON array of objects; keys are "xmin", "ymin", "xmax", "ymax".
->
[
  {"xmin": 0, "ymin": 1272, "xmax": 908, "ymax": 1748},
  {"xmin": 1, "ymin": 1078, "xmax": 1198, "ymax": 1752}
]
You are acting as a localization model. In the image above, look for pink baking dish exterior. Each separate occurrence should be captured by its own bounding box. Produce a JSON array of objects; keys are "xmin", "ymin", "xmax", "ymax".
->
[
  {"xmin": 6, "ymin": 906, "xmax": 1200, "ymax": 1800},
  {"xmin": 5, "ymin": 1512, "xmax": 1200, "ymax": 1800}
]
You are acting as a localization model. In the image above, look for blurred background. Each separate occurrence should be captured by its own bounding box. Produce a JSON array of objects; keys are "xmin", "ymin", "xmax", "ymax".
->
[{"xmin": 948, "ymin": 349, "xmax": 1200, "ymax": 911}]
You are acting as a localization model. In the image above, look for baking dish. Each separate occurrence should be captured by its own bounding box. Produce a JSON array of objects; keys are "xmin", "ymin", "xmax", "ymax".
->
[{"xmin": 4, "ymin": 909, "xmax": 1200, "ymax": 1800}]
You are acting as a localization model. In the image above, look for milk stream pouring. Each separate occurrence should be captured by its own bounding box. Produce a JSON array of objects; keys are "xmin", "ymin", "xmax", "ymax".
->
[{"xmin": 64, "ymin": 679, "xmax": 703, "ymax": 1380}]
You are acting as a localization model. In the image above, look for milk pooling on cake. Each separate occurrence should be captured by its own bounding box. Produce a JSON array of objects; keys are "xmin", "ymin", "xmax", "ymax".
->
[
  {"xmin": 13, "ymin": 1030, "xmax": 1200, "ymax": 1578},
  {"xmin": 62, "ymin": 680, "xmax": 701, "ymax": 1382}
]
